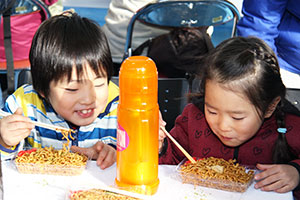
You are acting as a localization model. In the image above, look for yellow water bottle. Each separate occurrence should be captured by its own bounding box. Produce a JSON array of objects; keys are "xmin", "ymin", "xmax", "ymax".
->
[{"xmin": 115, "ymin": 56, "xmax": 159, "ymax": 195}]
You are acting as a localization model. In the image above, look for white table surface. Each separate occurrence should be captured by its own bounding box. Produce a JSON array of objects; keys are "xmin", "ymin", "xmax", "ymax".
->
[{"xmin": 1, "ymin": 160, "xmax": 293, "ymax": 200}]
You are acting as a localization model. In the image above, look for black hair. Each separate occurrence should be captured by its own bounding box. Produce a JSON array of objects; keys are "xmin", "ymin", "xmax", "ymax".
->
[
  {"xmin": 191, "ymin": 36, "xmax": 296, "ymax": 164},
  {"xmin": 29, "ymin": 11, "xmax": 113, "ymax": 100}
]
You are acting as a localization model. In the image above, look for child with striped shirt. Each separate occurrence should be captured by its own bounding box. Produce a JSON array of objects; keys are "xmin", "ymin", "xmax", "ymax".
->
[{"xmin": 0, "ymin": 12, "xmax": 118, "ymax": 170}]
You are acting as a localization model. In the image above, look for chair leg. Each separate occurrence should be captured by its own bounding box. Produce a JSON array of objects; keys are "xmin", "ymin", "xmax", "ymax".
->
[
  {"xmin": 286, "ymin": 89, "xmax": 300, "ymax": 112},
  {"xmin": 17, "ymin": 69, "xmax": 32, "ymax": 88}
]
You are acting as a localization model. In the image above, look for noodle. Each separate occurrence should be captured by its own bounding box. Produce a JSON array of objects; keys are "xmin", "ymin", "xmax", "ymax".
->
[
  {"xmin": 15, "ymin": 146, "xmax": 87, "ymax": 165},
  {"xmin": 15, "ymin": 127, "xmax": 86, "ymax": 175},
  {"xmin": 59, "ymin": 128, "xmax": 76, "ymax": 151},
  {"xmin": 70, "ymin": 189, "xmax": 140, "ymax": 200},
  {"xmin": 15, "ymin": 146, "xmax": 88, "ymax": 175},
  {"xmin": 179, "ymin": 157, "xmax": 255, "ymax": 192}
]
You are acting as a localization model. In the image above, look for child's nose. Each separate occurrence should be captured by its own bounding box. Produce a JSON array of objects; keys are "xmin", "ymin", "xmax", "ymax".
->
[
  {"xmin": 79, "ymin": 85, "xmax": 96, "ymax": 104},
  {"xmin": 217, "ymin": 116, "xmax": 231, "ymax": 132}
]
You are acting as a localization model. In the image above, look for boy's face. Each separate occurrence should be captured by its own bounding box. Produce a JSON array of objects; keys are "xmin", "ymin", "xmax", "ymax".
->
[
  {"xmin": 47, "ymin": 64, "xmax": 108, "ymax": 126},
  {"xmin": 204, "ymin": 80, "xmax": 264, "ymax": 147}
]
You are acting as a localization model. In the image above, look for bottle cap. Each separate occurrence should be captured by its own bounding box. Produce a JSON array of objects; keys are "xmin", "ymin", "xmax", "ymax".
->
[{"xmin": 119, "ymin": 56, "xmax": 158, "ymax": 109}]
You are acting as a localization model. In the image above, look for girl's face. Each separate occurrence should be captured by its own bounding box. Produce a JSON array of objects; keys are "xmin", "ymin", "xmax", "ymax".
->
[
  {"xmin": 204, "ymin": 80, "xmax": 264, "ymax": 147},
  {"xmin": 47, "ymin": 64, "xmax": 108, "ymax": 126}
]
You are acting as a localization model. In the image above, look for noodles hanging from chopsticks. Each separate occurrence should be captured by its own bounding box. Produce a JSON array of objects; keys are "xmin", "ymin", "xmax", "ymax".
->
[{"xmin": 59, "ymin": 128, "xmax": 75, "ymax": 151}]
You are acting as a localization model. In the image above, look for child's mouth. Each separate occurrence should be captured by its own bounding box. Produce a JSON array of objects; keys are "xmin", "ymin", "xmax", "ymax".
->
[
  {"xmin": 77, "ymin": 109, "xmax": 94, "ymax": 118},
  {"xmin": 220, "ymin": 135, "xmax": 232, "ymax": 141}
]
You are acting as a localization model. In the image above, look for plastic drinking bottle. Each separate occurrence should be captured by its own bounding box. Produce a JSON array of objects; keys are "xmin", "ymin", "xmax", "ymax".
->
[{"xmin": 115, "ymin": 56, "xmax": 159, "ymax": 195}]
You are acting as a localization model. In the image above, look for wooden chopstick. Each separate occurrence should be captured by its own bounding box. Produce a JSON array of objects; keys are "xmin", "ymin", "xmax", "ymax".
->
[
  {"xmin": 0, "ymin": 109, "xmax": 75, "ymax": 133},
  {"xmin": 32, "ymin": 121, "xmax": 75, "ymax": 133},
  {"xmin": 160, "ymin": 126, "xmax": 196, "ymax": 164}
]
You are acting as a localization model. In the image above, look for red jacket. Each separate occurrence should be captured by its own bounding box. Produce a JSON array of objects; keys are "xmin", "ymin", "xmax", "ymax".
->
[{"xmin": 159, "ymin": 103, "xmax": 300, "ymax": 198}]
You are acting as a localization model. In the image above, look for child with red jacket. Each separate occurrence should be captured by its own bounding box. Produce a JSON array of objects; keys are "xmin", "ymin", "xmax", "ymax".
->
[{"xmin": 159, "ymin": 36, "xmax": 300, "ymax": 199}]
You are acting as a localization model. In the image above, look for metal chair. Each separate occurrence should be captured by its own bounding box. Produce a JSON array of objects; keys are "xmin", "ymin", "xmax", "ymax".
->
[
  {"xmin": 111, "ymin": 76, "xmax": 188, "ymax": 131},
  {"xmin": 158, "ymin": 78, "xmax": 189, "ymax": 131},
  {"xmin": 17, "ymin": 68, "xmax": 32, "ymax": 88},
  {"xmin": 124, "ymin": 0, "xmax": 240, "ymax": 59},
  {"xmin": 0, "ymin": 0, "xmax": 51, "ymax": 100},
  {"xmin": 286, "ymin": 89, "xmax": 300, "ymax": 112},
  {"xmin": 122, "ymin": 0, "xmax": 240, "ymax": 130}
]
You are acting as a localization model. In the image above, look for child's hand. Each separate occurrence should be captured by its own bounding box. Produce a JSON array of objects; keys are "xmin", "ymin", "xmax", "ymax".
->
[
  {"xmin": 159, "ymin": 111, "xmax": 167, "ymax": 150},
  {"xmin": 0, "ymin": 108, "xmax": 34, "ymax": 148},
  {"xmin": 71, "ymin": 141, "xmax": 116, "ymax": 170},
  {"xmin": 254, "ymin": 163, "xmax": 299, "ymax": 193}
]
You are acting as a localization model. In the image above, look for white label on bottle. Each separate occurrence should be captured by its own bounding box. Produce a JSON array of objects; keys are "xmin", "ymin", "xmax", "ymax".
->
[{"xmin": 117, "ymin": 123, "xmax": 129, "ymax": 151}]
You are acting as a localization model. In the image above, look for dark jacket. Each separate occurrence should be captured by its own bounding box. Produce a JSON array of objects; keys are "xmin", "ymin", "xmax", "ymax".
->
[{"xmin": 159, "ymin": 103, "xmax": 300, "ymax": 199}]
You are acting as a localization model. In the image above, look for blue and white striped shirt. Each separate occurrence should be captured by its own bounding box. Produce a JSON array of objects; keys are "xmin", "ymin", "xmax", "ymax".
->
[{"xmin": 0, "ymin": 81, "xmax": 119, "ymax": 160}]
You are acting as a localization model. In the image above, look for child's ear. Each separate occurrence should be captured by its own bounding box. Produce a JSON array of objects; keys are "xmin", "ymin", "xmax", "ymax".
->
[
  {"xmin": 39, "ymin": 92, "xmax": 45, "ymax": 98},
  {"xmin": 264, "ymin": 96, "xmax": 281, "ymax": 118}
]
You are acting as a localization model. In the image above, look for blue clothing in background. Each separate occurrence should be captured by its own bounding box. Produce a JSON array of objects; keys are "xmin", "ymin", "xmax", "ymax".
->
[{"xmin": 237, "ymin": 0, "xmax": 300, "ymax": 74}]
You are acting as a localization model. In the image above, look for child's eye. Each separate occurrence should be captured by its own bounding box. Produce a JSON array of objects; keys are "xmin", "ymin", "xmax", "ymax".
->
[
  {"xmin": 95, "ymin": 83, "xmax": 104, "ymax": 88},
  {"xmin": 65, "ymin": 88, "xmax": 78, "ymax": 92},
  {"xmin": 232, "ymin": 117, "xmax": 244, "ymax": 120},
  {"xmin": 207, "ymin": 110, "xmax": 217, "ymax": 115}
]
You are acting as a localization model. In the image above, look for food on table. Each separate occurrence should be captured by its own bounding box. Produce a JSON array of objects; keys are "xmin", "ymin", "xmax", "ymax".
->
[
  {"xmin": 70, "ymin": 189, "xmax": 141, "ymax": 200},
  {"xmin": 177, "ymin": 157, "xmax": 255, "ymax": 192},
  {"xmin": 15, "ymin": 146, "xmax": 88, "ymax": 175}
]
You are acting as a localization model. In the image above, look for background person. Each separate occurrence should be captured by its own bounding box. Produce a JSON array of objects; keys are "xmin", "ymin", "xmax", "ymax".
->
[
  {"xmin": 236, "ymin": 0, "xmax": 300, "ymax": 89},
  {"xmin": 101, "ymin": 0, "xmax": 170, "ymax": 75}
]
